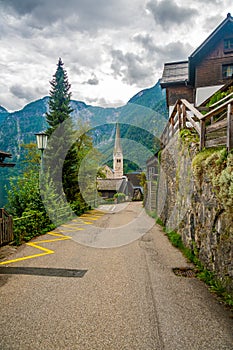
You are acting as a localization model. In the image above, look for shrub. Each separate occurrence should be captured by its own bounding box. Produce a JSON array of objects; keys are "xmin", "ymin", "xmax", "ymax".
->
[{"xmin": 114, "ymin": 192, "xmax": 126, "ymax": 203}]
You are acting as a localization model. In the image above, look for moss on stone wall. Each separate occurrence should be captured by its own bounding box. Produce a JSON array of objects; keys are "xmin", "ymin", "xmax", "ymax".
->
[
  {"xmin": 192, "ymin": 148, "xmax": 233, "ymax": 213},
  {"xmin": 157, "ymin": 135, "xmax": 233, "ymax": 295}
]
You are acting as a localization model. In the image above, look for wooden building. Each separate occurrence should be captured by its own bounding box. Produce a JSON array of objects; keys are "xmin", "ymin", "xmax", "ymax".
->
[
  {"xmin": 160, "ymin": 13, "xmax": 233, "ymax": 113},
  {"xmin": 146, "ymin": 154, "xmax": 159, "ymax": 181},
  {"xmin": 97, "ymin": 178, "xmax": 134, "ymax": 200}
]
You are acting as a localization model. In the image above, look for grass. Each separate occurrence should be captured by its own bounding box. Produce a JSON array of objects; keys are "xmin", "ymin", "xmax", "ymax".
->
[{"xmin": 153, "ymin": 217, "xmax": 233, "ymax": 310}]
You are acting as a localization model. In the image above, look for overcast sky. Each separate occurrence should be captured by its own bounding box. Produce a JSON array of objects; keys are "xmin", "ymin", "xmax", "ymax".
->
[{"xmin": 0, "ymin": 0, "xmax": 232, "ymax": 111}]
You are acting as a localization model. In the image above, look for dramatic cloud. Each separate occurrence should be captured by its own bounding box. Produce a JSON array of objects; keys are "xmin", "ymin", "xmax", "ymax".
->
[
  {"xmin": 202, "ymin": 14, "xmax": 225, "ymax": 32},
  {"xmin": 0, "ymin": 0, "xmax": 139, "ymax": 32},
  {"xmin": 0, "ymin": 0, "xmax": 42, "ymax": 15},
  {"xmin": 110, "ymin": 49, "xmax": 152, "ymax": 85},
  {"xmin": 10, "ymin": 84, "xmax": 46, "ymax": 101},
  {"xmin": 146, "ymin": 0, "xmax": 198, "ymax": 28},
  {"xmin": 83, "ymin": 74, "xmax": 99, "ymax": 86},
  {"xmin": 0, "ymin": 0, "xmax": 231, "ymax": 110},
  {"xmin": 134, "ymin": 34, "xmax": 193, "ymax": 66}
]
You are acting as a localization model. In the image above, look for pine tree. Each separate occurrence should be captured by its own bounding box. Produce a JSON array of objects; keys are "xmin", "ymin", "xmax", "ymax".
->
[
  {"xmin": 44, "ymin": 58, "xmax": 93, "ymax": 207},
  {"xmin": 46, "ymin": 57, "xmax": 73, "ymax": 134}
]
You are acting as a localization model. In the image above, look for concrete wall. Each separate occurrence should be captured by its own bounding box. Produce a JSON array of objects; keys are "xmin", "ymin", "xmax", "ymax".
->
[{"xmin": 156, "ymin": 134, "xmax": 233, "ymax": 293}]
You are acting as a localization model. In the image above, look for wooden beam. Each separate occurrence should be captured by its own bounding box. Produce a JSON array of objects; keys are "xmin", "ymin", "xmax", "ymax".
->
[
  {"xmin": 206, "ymin": 119, "xmax": 227, "ymax": 132},
  {"xmin": 209, "ymin": 91, "xmax": 233, "ymax": 109},
  {"xmin": 227, "ymin": 103, "xmax": 233, "ymax": 150},
  {"xmin": 182, "ymin": 103, "xmax": 187, "ymax": 129},
  {"xmin": 185, "ymin": 113, "xmax": 201, "ymax": 134},
  {"xmin": 201, "ymin": 97, "xmax": 233, "ymax": 121},
  {"xmin": 177, "ymin": 103, "xmax": 182, "ymax": 130},
  {"xmin": 180, "ymin": 99, "xmax": 204, "ymax": 120},
  {"xmin": 206, "ymin": 137, "xmax": 227, "ymax": 148},
  {"xmin": 200, "ymin": 120, "xmax": 206, "ymax": 150}
]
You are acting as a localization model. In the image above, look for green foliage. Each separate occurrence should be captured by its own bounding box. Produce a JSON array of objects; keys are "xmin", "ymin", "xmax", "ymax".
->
[
  {"xmin": 157, "ymin": 150, "xmax": 162, "ymax": 163},
  {"xmin": 114, "ymin": 192, "xmax": 126, "ymax": 203},
  {"xmin": 70, "ymin": 197, "xmax": 91, "ymax": 216},
  {"xmin": 7, "ymin": 170, "xmax": 55, "ymax": 245},
  {"xmin": 165, "ymin": 230, "xmax": 233, "ymax": 308},
  {"xmin": 206, "ymin": 151, "xmax": 233, "ymax": 212},
  {"xmin": 20, "ymin": 143, "xmax": 41, "ymax": 172},
  {"xmin": 156, "ymin": 217, "xmax": 164, "ymax": 226},
  {"xmin": 13, "ymin": 210, "xmax": 55, "ymax": 245},
  {"xmin": 206, "ymin": 86, "xmax": 233, "ymax": 107},
  {"xmin": 191, "ymin": 147, "xmax": 224, "ymax": 178},
  {"xmin": 179, "ymin": 128, "xmax": 199, "ymax": 147},
  {"xmin": 7, "ymin": 169, "xmax": 42, "ymax": 217},
  {"xmin": 104, "ymin": 198, "xmax": 115, "ymax": 204},
  {"xmin": 197, "ymin": 270, "xmax": 233, "ymax": 307},
  {"xmin": 45, "ymin": 59, "xmax": 94, "ymax": 206},
  {"xmin": 149, "ymin": 207, "xmax": 233, "ymax": 307},
  {"xmin": 192, "ymin": 148, "xmax": 233, "ymax": 212},
  {"xmin": 46, "ymin": 58, "xmax": 73, "ymax": 134},
  {"xmin": 140, "ymin": 172, "xmax": 147, "ymax": 206},
  {"xmin": 139, "ymin": 172, "xmax": 147, "ymax": 187},
  {"xmin": 6, "ymin": 145, "xmax": 58, "ymax": 244}
]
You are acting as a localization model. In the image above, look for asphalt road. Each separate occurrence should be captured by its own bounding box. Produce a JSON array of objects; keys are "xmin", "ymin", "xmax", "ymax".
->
[{"xmin": 0, "ymin": 202, "xmax": 232, "ymax": 350}]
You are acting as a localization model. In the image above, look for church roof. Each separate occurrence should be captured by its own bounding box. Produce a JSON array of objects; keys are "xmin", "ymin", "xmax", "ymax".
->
[
  {"xmin": 97, "ymin": 178, "xmax": 124, "ymax": 191},
  {"xmin": 114, "ymin": 123, "xmax": 122, "ymax": 154}
]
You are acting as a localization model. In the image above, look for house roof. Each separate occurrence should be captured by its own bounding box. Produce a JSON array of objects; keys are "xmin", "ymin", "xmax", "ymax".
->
[
  {"xmin": 146, "ymin": 154, "xmax": 158, "ymax": 167},
  {"xmin": 126, "ymin": 172, "xmax": 141, "ymax": 187},
  {"xmin": 189, "ymin": 13, "xmax": 233, "ymax": 84},
  {"xmin": 0, "ymin": 150, "xmax": 15, "ymax": 167},
  {"xmin": 97, "ymin": 178, "xmax": 124, "ymax": 191},
  {"xmin": 160, "ymin": 14, "xmax": 233, "ymax": 88},
  {"xmin": 160, "ymin": 61, "xmax": 188, "ymax": 88}
]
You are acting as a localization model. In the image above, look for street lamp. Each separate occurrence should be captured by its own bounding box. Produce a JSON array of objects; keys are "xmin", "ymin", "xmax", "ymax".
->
[{"xmin": 35, "ymin": 132, "xmax": 48, "ymax": 171}]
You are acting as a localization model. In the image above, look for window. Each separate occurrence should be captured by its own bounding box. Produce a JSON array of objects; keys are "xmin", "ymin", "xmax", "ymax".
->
[
  {"xmin": 222, "ymin": 64, "xmax": 233, "ymax": 78},
  {"xmin": 224, "ymin": 38, "xmax": 233, "ymax": 52}
]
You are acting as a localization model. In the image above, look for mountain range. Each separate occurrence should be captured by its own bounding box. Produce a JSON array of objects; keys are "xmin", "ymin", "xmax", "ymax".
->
[
  {"xmin": 0, "ymin": 80, "xmax": 167, "ymax": 163},
  {"xmin": 0, "ymin": 79, "xmax": 168, "ymax": 206}
]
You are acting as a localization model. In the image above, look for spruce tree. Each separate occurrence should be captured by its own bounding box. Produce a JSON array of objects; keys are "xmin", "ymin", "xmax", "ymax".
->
[
  {"xmin": 46, "ymin": 57, "xmax": 73, "ymax": 134},
  {"xmin": 44, "ymin": 58, "xmax": 93, "ymax": 208}
]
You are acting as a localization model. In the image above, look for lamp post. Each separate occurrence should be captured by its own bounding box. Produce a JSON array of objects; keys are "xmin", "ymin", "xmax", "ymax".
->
[{"xmin": 35, "ymin": 132, "xmax": 48, "ymax": 172}]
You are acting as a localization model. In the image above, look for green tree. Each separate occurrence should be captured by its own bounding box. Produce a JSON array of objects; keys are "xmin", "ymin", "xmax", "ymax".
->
[
  {"xmin": 46, "ymin": 57, "xmax": 73, "ymax": 134},
  {"xmin": 45, "ymin": 58, "xmax": 93, "ymax": 205}
]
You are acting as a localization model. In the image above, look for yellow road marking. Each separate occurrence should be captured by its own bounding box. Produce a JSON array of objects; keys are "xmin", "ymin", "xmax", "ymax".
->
[
  {"xmin": 0, "ymin": 209, "xmax": 105, "ymax": 266},
  {"xmin": 0, "ymin": 232, "xmax": 71, "ymax": 266},
  {"xmin": 71, "ymin": 219, "xmax": 89, "ymax": 223},
  {"xmin": 60, "ymin": 224, "xmax": 84, "ymax": 230},
  {"xmin": 69, "ymin": 219, "xmax": 93, "ymax": 225},
  {"xmin": 80, "ymin": 216, "xmax": 99, "ymax": 220}
]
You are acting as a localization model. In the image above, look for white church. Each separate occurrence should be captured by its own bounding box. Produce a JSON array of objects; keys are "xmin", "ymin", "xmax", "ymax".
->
[{"xmin": 97, "ymin": 124, "xmax": 143, "ymax": 200}]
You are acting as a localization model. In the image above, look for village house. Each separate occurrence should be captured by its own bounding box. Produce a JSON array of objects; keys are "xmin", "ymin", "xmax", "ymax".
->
[
  {"xmin": 97, "ymin": 124, "xmax": 143, "ymax": 200},
  {"xmin": 0, "ymin": 150, "xmax": 15, "ymax": 168},
  {"xmin": 160, "ymin": 13, "xmax": 233, "ymax": 114}
]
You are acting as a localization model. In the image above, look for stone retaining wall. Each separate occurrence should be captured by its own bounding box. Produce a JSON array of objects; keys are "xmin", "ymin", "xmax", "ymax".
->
[{"xmin": 156, "ymin": 134, "xmax": 233, "ymax": 293}]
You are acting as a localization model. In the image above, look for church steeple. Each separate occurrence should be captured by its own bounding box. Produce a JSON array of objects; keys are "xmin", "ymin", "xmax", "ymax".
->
[{"xmin": 113, "ymin": 123, "xmax": 123, "ymax": 178}]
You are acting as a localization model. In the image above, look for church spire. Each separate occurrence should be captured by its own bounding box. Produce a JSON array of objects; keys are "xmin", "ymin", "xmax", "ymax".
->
[
  {"xmin": 114, "ymin": 123, "xmax": 122, "ymax": 154},
  {"xmin": 113, "ymin": 123, "xmax": 123, "ymax": 178}
]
